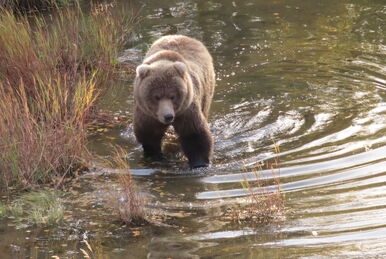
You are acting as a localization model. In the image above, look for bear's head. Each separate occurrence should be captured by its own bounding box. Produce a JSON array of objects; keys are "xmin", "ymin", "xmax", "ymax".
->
[{"xmin": 134, "ymin": 60, "xmax": 194, "ymax": 125}]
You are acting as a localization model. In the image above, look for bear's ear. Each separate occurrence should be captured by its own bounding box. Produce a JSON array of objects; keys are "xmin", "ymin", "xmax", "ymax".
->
[
  {"xmin": 174, "ymin": 62, "xmax": 187, "ymax": 77},
  {"xmin": 136, "ymin": 64, "xmax": 150, "ymax": 79}
]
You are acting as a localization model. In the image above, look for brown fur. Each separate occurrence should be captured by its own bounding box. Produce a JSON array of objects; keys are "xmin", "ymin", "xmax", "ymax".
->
[{"xmin": 133, "ymin": 35, "xmax": 215, "ymax": 168}]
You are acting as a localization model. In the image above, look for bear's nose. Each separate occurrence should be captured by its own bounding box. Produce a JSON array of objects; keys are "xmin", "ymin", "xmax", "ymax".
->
[{"xmin": 164, "ymin": 114, "xmax": 174, "ymax": 123}]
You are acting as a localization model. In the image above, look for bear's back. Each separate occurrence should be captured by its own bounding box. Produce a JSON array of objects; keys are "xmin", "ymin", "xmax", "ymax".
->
[
  {"xmin": 144, "ymin": 35, "xmax": 215, "ymax": 117},
  {"xmin": 145, "ymin": 35, "xmax": 210, "ymax": 65}
]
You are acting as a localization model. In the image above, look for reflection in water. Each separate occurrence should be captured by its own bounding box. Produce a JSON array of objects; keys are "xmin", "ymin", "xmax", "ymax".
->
[{"xmin": 1, "ymin": 0, "xmax": 386, "ymax": 258}]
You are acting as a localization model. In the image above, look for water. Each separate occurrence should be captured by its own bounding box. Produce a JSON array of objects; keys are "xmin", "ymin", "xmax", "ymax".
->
[{"xmin": 1, "ymin": 0, "xmax": 386, "ymax": 258}]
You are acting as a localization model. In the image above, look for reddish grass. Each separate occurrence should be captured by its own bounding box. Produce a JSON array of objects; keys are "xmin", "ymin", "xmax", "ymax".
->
[{"xmin": 0, "ymin": 3, "xmax": 135, "ymax": 190}]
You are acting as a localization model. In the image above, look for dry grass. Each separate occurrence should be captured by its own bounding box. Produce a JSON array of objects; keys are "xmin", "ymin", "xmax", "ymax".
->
[
  {"xmin": 0, "ymin": 76, "xmax": 95, "ymax": 189},
  {"xmin": 0, "ymin": 3, "xmax": 135, "ymax": 190},
  {"xmin": 117, "ymin": 173, "xmax": 148, "ymax": 225},
  {"xmin": 108, "ymin": 146, "xmax": 148, "ymax": 225},
  {"xmin": 228, "ymin": 144, "xmax": 286, "ymax": 224},
  {"xmin": 75, "ymin": 239, "xmax": 110, "ymax": 259},
  {"xmin": 0, "ymin": 3, "xmax": 133, "ymax": 89}
]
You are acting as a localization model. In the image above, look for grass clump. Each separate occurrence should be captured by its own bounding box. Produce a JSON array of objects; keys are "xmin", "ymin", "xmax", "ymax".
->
[
  {"xmin": 1, "ymin": 190, "xmax": 64, "ymax": 224},
  {"xmin": 0, "ymin": 76, "xmax": 97, "ymax": 189},
  {"xmin": 227, "ymin": 144, "xmax": 286, "ymax": 224},
  {"xmin": 0, "ymin": 2, "xmax": 133, "ymax": 87},
  {"xmin": 108, "ymin": 146, "xmax": 148, "ymax": 225},
  {"xmin": 0, "ymin": 3, "xmax": 134, "ymax": 190},
  {"xmin": 117, "ymin": 174, "xmax": 148, "ymax": 225},
  {"xmin": 239, "ymin": 162, "xmax": 285, "ymax": 223},
  {"xmin": 0, "ymin": 203, "xmax": 6, "ymax": 217}
]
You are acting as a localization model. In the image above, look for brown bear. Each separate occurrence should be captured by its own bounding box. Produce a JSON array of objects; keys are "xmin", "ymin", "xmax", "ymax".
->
[{"xmin": 133, "ymin": 35, "xmax": 215, "ymax": 168}]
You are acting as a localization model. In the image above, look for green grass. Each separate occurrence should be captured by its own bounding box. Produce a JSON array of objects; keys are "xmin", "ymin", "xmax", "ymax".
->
[
  {"xmin": 0, "ymin": 3, "xmax": 135, "ymax": 190},
  {"xmin": 0, "ymin": 203, "xmax": 6, "ymax": 217},
  {"xmin": 22, "ymin": 190, "xmax": 64, "ymax": 224},
  {"xmin": 1, "ymin": 190, "xmax": 64, "ymax": 224}
]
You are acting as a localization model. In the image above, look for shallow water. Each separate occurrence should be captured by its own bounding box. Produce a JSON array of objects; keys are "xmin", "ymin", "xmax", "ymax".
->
[{"xmin": 1, "ymin": 0, "xmax": 386, "ymax": 258}]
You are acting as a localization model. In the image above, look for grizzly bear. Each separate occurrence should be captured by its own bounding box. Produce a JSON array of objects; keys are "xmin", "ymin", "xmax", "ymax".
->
[{"xmin": 133, "ymin": 35, "xmax": 215, "ymax": 168}]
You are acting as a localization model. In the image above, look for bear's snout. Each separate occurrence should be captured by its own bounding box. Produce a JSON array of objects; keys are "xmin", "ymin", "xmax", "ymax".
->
[
  {"xmin": 164, "ymin": 114, "xmax": 174, "ymax": 124},
  {"xmin": 157, "ymin": 99, "xmax": 175, "ymax": 125}
]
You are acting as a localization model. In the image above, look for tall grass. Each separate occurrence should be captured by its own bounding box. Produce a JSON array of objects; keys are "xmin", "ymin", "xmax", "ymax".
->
[
  {"xmin": 0, "ymin": 3, "xmax": 135, "ymax": 190},
  {"xmin": 108, "ymin": 146, "xmax": 148, "ymax": 225},
  {"xmin": 0, "ymin": 76, "xmax": 95, "ymax": 188},
  {"xmin": 230, "ymin": 144, "xmax": 286, "ymax": 224},
  {"xmin": 239, "ymin": 161, "xmax": 285, "ymax": 223}
]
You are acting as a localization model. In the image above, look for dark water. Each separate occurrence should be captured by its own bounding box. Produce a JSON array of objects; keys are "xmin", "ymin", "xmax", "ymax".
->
[{"xmin": 1, "ymin": 0, "xmax": 386, "ymax": 258}]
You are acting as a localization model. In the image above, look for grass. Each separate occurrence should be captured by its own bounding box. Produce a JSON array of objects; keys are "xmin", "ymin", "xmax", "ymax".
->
[
  {"xmin": 117, "ymin": 174, "xmax": 148, "ymax": 224},
  {"xmin": 0, "ymin": 2, "xmax": 135, "ymax": 190},
  {"xmin": 228, "ymin": 144, "xmax": 286, "ymax": 224},
  {"xmin": 79, "ymin": 239, "xmax": 95, "ymax": 259},
  {"xmin": 1, "ymin": 190, "xmax": 64, "ymax": 224},
  {"xmin": 108, "ymin": 146, "xmax": 148, "ymax": 225},
  {"xmin": 0, "ymin": 203, "xmax": 6, "ymax": 217}
]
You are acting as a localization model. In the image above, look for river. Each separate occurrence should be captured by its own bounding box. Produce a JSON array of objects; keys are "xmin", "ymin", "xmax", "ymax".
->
[{"xmin": 1, "ymin": 0, "xmax": 386, "ymax": 258}]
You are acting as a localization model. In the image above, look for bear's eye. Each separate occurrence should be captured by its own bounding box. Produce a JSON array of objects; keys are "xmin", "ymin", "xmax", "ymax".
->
[
  {"xmin": 154, "ymin": 95, "xmax": 161, "ymax": 101},
  {"xmin": 170, "ymin": 95, "xmax": 175, "ymax": 101}
]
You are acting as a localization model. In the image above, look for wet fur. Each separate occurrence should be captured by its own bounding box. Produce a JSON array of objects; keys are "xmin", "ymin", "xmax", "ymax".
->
[{"xmin": 133, "ymin": 35, "xmax": 215, "ymax": 168}]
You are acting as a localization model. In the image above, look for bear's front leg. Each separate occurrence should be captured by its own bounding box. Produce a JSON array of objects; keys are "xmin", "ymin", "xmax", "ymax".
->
[
  {"xmin": 180, "ymin": 131, "xmax": 213, "ymax": 168},
  {"xmin": 134, "ymin": 106, "xmax": 168, "ymax": 158},
  {"xmin": 174, "ymin": 110, "xmax": 213, "ymax": 169}
]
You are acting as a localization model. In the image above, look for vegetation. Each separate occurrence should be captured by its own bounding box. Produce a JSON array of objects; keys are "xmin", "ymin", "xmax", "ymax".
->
[
  {"xmin": 108, "ymin": 146, "xmax": 148, "ymax": 225},
  {"xmin": 0, "ymin": 203, "xmax": 6, "ymax": 217},
  {"xmin": 0, "ymin": 3, "xmax": 134, "ymax": 190},
  {"xmin": 0, "ymin": 190, "xmax": 64, "ymax": 224},
  {"xmin": 79, "ymin": 239, "xmax": 99, "ymax": 259},
  {"xmin": 227, "ymin": 144, "xmax": 286, "ymax": 224},
  {"xmin": 240, "ymin": 162, "xmax": 285, "ymax": 223}
]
